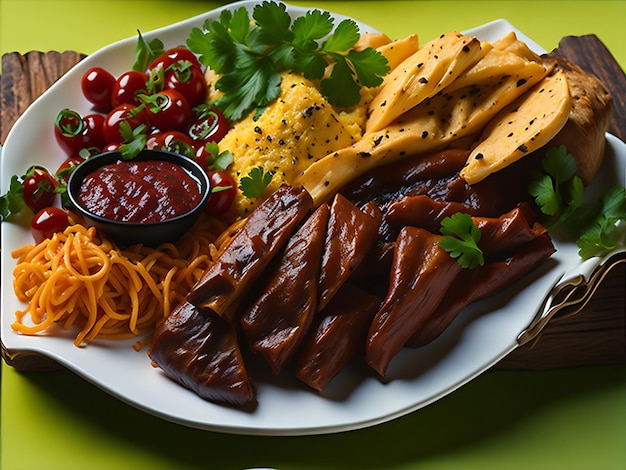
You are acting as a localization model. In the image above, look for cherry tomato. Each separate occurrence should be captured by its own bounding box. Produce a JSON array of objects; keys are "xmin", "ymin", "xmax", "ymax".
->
[
  {"xmin": 22, "ymin": 168, "xmax": 58, "ymax": 213},
  {"xmin": 146, "ymin": 131, "xmax": 195, "ymax": 157},
  {"xmin": 142, "ymin": 89, "xmax": 191, "ymax": 132},
  {"xmin": 110, "ymin": 70, "xmax": 147, "ymax": 108},
  {"xmin": 30, "ymin": 207, "xmax": 70, "ymax": 244},
  {"xmin": 55, "ymin": 155, "xmax": 86, "ymax": 184},
  {"xmin": 148, "ymin": 47, "xmax": 202, "ymax": 73},
  {"xmin": 193, "ymin": 141, "xmax": 215, "ymax": 171},
  {"xmin": 54, "ymin": 110, "xmax": 106, "ymax": 156},
  {"xmin": 103, "ymin": 103, "xmax": 150, "ymax": 143},
  {"xmin": 164, "ymin": 65, "xmax": 208, "ymax": 108},
  {"xmin": 81, "ymin": 67, "xmax": 115, "ymax": 111},
  {"xmin": 187, "ymin": 106, "xmax": 230, "ymax": 144},
  {"xmin": 204, "ymin": 170, "xmax": 237, "ymax": 216},
  {"xmin": 102, "ymin": 142, "xmax": 121, "ymax": 152}
]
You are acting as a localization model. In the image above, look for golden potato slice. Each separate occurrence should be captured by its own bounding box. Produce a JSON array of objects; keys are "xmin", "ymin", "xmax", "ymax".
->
[
  {"xmin": 444, "ymin": 44, "xmax": 548, "ymax": 94},
  {"xmin": 540, "ymin": 55, "xmax": 612, "ymax": 185},
  {"xmin": 376, "ymin": 33, "xmax": 420, "ymax": 71},
  {"xmin": 299, "ymin": 62, "xmax": 550, "ymax": 204},
  {"xmin": 366, "ymin": 32, "xmax": 486, "ymax": 133},
  {"xmin": 461, "ymin": 69, "xmax": 572, "ymax": 184},
  {"xmin": 354, "ymin": 32, "xmax": 393, "ymax": 51}
]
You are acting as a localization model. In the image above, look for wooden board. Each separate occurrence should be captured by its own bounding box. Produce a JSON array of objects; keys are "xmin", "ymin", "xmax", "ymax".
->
[{"xmin": 0, "ymin": 37, "xmax": 624, "ymax": 371}]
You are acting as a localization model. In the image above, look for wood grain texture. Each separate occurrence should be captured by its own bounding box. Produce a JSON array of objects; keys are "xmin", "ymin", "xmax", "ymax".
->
[
  {"xmin": 1, "ymin": 36, "xmax": 624, "ymax": 371},
  {"xmin": 0, "ymin": 50, "xmax": 85, "ymax": 143}
]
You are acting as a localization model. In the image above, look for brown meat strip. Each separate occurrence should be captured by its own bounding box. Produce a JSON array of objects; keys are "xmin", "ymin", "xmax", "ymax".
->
[
  {"xmin": 366, "ymin": 226, "xmax": 462, "ymax": 376},
  {"xmin": 318, "ymin": 194, "xmax": 382, "ymax": 311},
  {"xmin": 240, "ymin": 203, "xmax": 329, "ymax": 375},
  {"xmin": 187, "ymin": 185, "xmax": 313, "ymax": 317},
  {"xmin": 296, "ymin": 283, "xmax": 381, "ymax": 392},
  {"xmin": 406, "ymin": 233, "xmax": 556, "ymax": 347},
  {"xmin": 148, "ymin": 301, "xmax": 255, "ymax": 408}
]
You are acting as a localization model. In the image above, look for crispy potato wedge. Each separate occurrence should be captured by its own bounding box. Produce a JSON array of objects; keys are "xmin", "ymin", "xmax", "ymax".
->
[
  {"xmin": 299, "ymin": 59, "xmax": 550, "ymax": 204},
  {"xmin": 366, "ymin": 32, "xmax": 486, "ymax": 133},
  {"xmin": 376, "ymin": 33, "xmax": 420, "ymax": 71},
  {"xmin": 461, "ymin": 69, "xmax": 572, "ymax": 184}
]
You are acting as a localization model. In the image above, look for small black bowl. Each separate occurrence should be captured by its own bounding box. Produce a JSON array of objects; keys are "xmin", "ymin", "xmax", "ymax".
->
[{"xmin": 67, "ymin": 149, "xmax": 211, "ymax": 247}]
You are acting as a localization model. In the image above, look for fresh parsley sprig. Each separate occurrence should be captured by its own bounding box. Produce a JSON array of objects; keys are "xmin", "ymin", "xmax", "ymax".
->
[
  {"xmin": 0, "ymin": 175, "xmax": 26, "ymax": 222},
  {"xmin": 528, "ymin": 145, "xmax": 584, "ymax": 229},
  {"xmin": 239, "ymin": 166, "xmax": 275, "ymax": 198},
  {"xmin": 529, "ymin": 145, "xmax": 625, "ymax": 260},
  {"xmin": 186, "ymin": 1, "xmax": 390, "ymax": 121},
  {"xmin": 573, "ymin": 185, "xmax": 625, "ymax": 260},
  {"xmin": 438, "ymin": 212, "xmax": 485, "ymax": 269}
]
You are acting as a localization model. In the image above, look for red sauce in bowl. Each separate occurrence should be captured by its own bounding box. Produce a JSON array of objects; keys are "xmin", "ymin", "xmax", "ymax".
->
[{"xmin": 78, "ymin": 159, "xmax": 202, "ymax": 223}]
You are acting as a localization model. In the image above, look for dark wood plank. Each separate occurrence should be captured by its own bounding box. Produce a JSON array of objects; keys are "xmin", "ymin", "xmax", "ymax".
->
[{"xmin": 0, "ymin": 51, "xmax": 85, "ymax": 144}]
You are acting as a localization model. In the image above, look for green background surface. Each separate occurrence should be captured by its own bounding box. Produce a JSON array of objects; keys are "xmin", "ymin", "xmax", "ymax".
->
[{"xmin": 1, "ymin": 1, "xmax": 625, "ymax": 469}]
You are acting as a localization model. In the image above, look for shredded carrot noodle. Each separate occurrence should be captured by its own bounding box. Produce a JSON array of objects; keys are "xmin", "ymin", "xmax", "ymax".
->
[{"xmin": 11, "ymin": 215, "xmax": 230, "ymax": 347}]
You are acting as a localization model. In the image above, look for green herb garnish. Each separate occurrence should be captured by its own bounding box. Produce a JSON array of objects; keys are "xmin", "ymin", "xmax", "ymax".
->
[
  {"xmin": 528, "ymin": 145, "xmax": 584, "ymax": 228},
  {"xmin": 529, "ymin": 145, "xmax": 625, "ymax": 260},
  {"xmin": 0, "ymin": 175, "xmax": 26, "ymax": 222},
  {"xmin": 574, "ymin": 185, "xmax": 626, "ymax": 260},
  {"xmin": 239, "ymin": 166, "xmax": 275, "ymax": 198},
  {"xmin": 133, "ymin": 31, "xmax": 165, "ymax": 72},
  {"xmin": 118, "ymin": 121, "xmax": 149, "ymax": 160},
  {"xmin": 186, "ymin": 1, "xmax": 390, "ymax": 121},
  {"xmin": 202, "ymin": 142, "xmax": 234, "ymax": 171},
  {"xmin": 438, "ymin": 212, "xmax": 484, "ymax": 269}
]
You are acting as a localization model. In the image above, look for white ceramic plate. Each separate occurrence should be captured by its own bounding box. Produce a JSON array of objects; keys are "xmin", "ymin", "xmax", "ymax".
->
[{"xmin": 2, "ymin": 1, "xmax": 624, "ymax": 436}]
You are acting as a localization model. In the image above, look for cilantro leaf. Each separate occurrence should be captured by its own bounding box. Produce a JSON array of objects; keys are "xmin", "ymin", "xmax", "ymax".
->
[
  {"xmin": 186, "ymin": 1, "xmax": 389, "ymax": 121},
  {"xmin": 438, "ymin": 212, "xmax": 484, "ymax": 269},
  {"xmin": 323, "ymin": 18, "xmax": 360, "ymax": 52},
  {"xmin": 529, "ymin": 145, "xmax": 625, "ymax": 260},
  {"xmin": 254, "ymin": 1, "xmax": 293, "ymax": 44},
  {"xmin": 133, "ymin": 31, "xmax": 164, "ymax": 72},
  {"xmin": 576, "ymin": 185, "xmax": 626, "ymax": 259},
  {"xmin": 320, "ymin": 56, "xmax": 362, "ymax": 107},
  {"xmin": 292, "ymin": 10, "xmax": 334, "ymax": 46},
  {"xmin": 529, "ymin": 173, "xmax": 561, "ymax": 216},
  {"xmin": 239, "ymin": 166, "xmax": 275, "ymax": 198},
  {"xmin": 0, "ymin": 175, "xmax": 26, "ymax": 221},
  {"xmin": 529, "ymin": 145, "xmax": 584, "ymax": 227}
]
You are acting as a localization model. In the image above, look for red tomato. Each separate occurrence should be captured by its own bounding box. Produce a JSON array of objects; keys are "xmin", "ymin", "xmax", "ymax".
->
[
  {"xmin": 146, "ymin": 131, "xmax": 195, "ymax": 157},
  {"xmin": 204, "ymin": 170, "xmax": 237, "ymax": 216},
  {"xmin": 54, "ymin": 110, "xmax": 106, "ymax": 156},
  {"xmin": 22, "ymin": 168, "xmax": 58, "ymax": 213},
  {"xmin": 148, "ymin": 47, "xmax": 202, "ymax": 73},
  {"xmin": 81, "ymin": 67, "xmax": 115, "ymax": 111},
  {"xmin": 103, "ymin": 103, "xmax": 150, "ymax": 143},
  {"xmin": 30, "ymin": 207, "xmax": 70, "ymax": 244},
  {"xmin": 193, "ymin": 142, "xmax": 214, "ymax": 171},
  {"xmin": 55, "ymin": 155, "xmax": 86, "ymax": 183},
  {"xmin": 102, "ymin": 142, "xmax": 121, "ymax": 152},
  {"xmin": 110, "ymin": 70, "xmax": 147, "ymax": 108},
  {"xmin": 187, "ymin": 107, "xmax": 230, "ymax": 144},
  {"xmin": 164, "ymin": 65, "xmax": 208, "ymax": 108},
  {"xmin": 143, "ymin": 89, "xmax": 191, "ymax": 132}
]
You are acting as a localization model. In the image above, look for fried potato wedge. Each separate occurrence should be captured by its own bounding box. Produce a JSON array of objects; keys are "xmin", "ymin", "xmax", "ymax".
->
[
  {"xmin": 461, "ymin": 69, "xmax": 572, "ymax": 184},
  {"xmin": 376, "ymin": 33, "xmax": 420, "ymax": 71},
  {"xmin": 299, "ymin": 53, "xmax": 550, "ymax": 204},
  {"xmin": 366, "ymin": 32, "xmax": 487, "ymax": 133}
]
